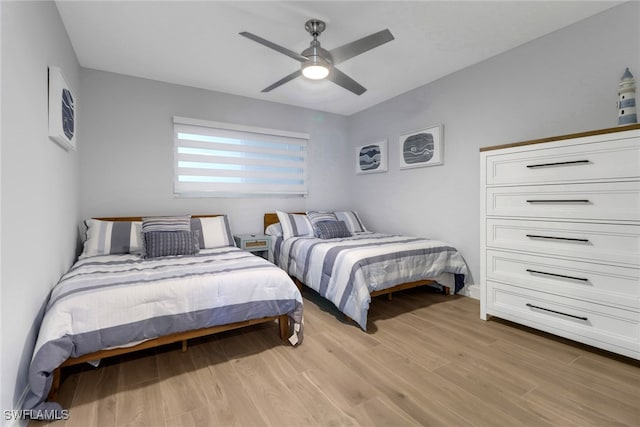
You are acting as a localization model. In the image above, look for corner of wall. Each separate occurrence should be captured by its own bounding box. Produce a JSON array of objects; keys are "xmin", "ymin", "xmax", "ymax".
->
[
  {"xmin": 4, "ymin": 387, "xmax": 30, "ymax": 427},
  {"xmin": 460, "ymin": 284, "xmax": 480, "ymax": 300}
]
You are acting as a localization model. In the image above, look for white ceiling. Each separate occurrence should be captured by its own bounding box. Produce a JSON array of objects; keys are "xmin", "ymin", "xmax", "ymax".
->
[{"xmin": 56, "ymin": 1, "xmax": 620, "ymax": 116}]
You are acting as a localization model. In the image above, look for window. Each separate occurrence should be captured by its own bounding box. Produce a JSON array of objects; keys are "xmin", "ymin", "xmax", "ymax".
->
[{"xmin": 173, "ymin": 117, "xmax": 309, "ymax": 197}]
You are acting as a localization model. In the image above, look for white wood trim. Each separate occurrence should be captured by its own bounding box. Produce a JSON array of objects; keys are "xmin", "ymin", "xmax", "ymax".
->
[{"xmin": 460, "ymin": 284, "xmax": 480, "ymax": 300}]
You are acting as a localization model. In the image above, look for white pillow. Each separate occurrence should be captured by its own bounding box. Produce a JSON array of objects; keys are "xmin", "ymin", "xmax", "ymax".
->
[
  {"xmin": 276, "ymin": 211, "xmax": 314, "ymax": 240},
  {"xmin": 190, "ymin": 216, "xmax": 235, "ymax": 248},
  {"xmin": 265, "ymin": 223, "xmax": 283, "ymax": 236}
]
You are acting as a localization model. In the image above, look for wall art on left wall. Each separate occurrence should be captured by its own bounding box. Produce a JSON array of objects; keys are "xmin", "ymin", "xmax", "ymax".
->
[{"xmin": 48, "ymin": 66, "xmax": 76, "ymax": 151}]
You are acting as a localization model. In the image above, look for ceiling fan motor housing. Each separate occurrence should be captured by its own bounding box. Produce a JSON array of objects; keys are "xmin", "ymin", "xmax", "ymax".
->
[
  {"xmin": 305, "ymin": 19, "xmax": 326, "ymax": 37},
  {"xmin": 302, "ymin": 41, "xmax": 333, "ymax": 65}
]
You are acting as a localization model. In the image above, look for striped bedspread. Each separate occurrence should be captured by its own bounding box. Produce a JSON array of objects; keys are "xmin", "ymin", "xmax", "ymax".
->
[
  {"xmin": 278, "ymin": 233, "xmax": 467, "ymax": 330},
  {"xmin": 24, "ymin": 247, "xmax": 303, "ymax": 417}
]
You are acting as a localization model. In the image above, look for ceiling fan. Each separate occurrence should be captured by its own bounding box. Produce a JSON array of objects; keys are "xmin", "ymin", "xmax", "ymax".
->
[{"xmin": 239, "ymin": 19, "xmax": 394, "ymax": 95}]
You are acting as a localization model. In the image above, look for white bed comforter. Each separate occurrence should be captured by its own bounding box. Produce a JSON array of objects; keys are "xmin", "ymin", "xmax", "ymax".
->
[
  {"xmin": 24, "ymin": 247, "xmax": 303, "ymax": 418},
  {"xmin": 278, "ymin": 233, "xmax": 467, "ymax": 330}
]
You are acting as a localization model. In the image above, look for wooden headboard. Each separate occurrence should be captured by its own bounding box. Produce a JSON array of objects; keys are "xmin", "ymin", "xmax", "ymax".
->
[
  {"xmin": 95, "ymin": 214, "xmax": 222, "ymax": 222},
  {"xmin": 263, "ymin": 212, "xmax": 305, "ymax": 231}
]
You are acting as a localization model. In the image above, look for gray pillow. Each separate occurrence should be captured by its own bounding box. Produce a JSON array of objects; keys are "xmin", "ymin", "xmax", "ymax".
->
[
  {"xmin": 143, "ymin": 230, "xmax": 200, "ymax": 258},
  {"xmin": 315, "ymin": 220, "xmax": 351, "ymax": 239}
]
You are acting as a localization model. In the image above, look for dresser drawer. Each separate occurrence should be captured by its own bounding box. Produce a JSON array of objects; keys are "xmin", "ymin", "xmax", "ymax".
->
[
  {"xmin": 485, "ymin": 136, "xmax": 640, "ymax": 185},
  {"xmin": 486, "ymin": 219, "xmax": 640, "ymax": 267},
  {"xmin": 487, "ymin": 280, "xmax": 640, "ymax": 356},
  {"xmin": 486, "ymin": 182, "xmax": 640, "ymax": 221},
  {"xmin": 486, "ymin": 250, "xmax": 640, "ymax": 309}
]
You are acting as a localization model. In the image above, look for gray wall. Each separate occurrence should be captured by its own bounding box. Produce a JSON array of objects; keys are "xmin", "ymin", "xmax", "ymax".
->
[
  {"xmin": 1, "ymin": 1, "xmax": 80, "ymax": 424},
  {"xmin": 79, "ymin": 69, "xmax": 351, "ymax": 233},
  {"xmin": 1, "ymin": 1, "xmax": 638, "ymax": 422},
  {"xmin": 347, "ymin": 2, "xmax": 640, "ymax": 293}
]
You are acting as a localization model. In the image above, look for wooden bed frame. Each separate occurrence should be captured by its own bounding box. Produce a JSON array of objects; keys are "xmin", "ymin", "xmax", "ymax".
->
[
  {"xmin": 49, "ymin": 214, "xmax": 290, "ymax": 401},
  {"xmin": 263, "ymin": 212, "xmax": 448, "ymax": 302}
]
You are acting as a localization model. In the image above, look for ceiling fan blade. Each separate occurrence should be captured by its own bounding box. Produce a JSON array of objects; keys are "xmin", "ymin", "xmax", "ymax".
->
[
  {"xmin": 239, "ymin": 31, "xmax": 308, "ymax": 62},
  {"xmin": 262, "ymin": 70, "xmax": 303, "ymax": 92},
  {"xmin": 329, "ymin": 29, "xmax": 394, "ymax": 65},
  {"xmin": 326, "ymin": 67, "xmax": 366, "ymax": 95}
]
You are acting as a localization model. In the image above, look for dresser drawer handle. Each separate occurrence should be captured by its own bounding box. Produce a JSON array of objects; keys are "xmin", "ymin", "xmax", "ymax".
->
[
  {"xmin": 526, "ymin": 234, "xmax": 590, "ymax": 243},
  {"xmin": 525, "ymin": 303, "xmax": 588, "ymax": 321},
  {"xmin": 526, "ymin": 199, "xmax": 590, "ymax": 203},
  {"xmin": 525, "ymin": 269, "xmax": 588, "ymax": 282},
  {"xmin": 526, "ymin": 160, "xmax": 590, "ymax": 168}
]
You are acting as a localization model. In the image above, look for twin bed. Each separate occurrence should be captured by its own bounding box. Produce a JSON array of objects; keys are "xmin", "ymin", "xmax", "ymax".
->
[
  {"xmin": 25, "ymin": 210, "xmax": 467, "ymax": 419},
  {"xmin": 264, "ymin": 211, "xmax": 468, "ymax": 330}
]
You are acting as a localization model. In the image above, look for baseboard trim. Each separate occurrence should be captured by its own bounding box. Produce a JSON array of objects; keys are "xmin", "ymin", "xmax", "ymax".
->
[{"xmin": 461, "ymin": 284, "xmax": 480, "ymax": 300}]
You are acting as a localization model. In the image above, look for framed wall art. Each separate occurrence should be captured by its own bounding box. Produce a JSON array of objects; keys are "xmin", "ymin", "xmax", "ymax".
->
[
  {"xmin": 399, "ymin": 124, "xmax": 443, "ymax": 169},
  {"xmin": 356, "ymin": 140, "xmax": 387, "ymax": 174},
  {"xmin": 48, "ymin": 66, "xmax": 76, "ymax": 151}
]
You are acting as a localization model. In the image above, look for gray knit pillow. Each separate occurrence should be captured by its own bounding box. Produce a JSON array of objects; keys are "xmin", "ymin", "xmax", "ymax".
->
[
  {"xmin": 143, "ymin": 230, "xmax": 200, "ymax": 258},
  {"xmin": 315, "ymin": 221, "xmax": 351, "ymax": 239}
]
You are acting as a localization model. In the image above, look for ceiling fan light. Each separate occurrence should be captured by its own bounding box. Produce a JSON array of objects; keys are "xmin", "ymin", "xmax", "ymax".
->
[{"xmin": 302, "ymin": 64, "xmax": 329, "ymax": 80}]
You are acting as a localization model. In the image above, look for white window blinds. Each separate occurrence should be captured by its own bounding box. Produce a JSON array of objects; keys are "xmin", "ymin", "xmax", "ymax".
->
[{"xmin": 173, "ymin": 117, "xmax": 309, "ymax": 197}]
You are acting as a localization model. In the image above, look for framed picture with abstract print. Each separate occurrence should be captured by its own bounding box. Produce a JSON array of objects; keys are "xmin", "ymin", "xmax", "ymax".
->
[
  {"xmin": 48, "ymin": 66, "xmax": 76, "ymax": 151},
  {"xmin": 356, "ymin": 140, "xmax": 388, "ymax": 174},
  {"xmin": 399, "ymin": 124, "xmax": 443, "ymax": 169}
]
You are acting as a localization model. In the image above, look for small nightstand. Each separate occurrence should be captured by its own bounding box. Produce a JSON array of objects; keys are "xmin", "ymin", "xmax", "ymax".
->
[{"xmin": 233, "ymin": 233, "xmax": 271, "ymax": 260}]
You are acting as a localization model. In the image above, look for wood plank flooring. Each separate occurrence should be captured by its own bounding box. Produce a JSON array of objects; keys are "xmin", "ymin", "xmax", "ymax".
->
[{"xmin": 29, "ymin": 287, "xmax": 640, "ymax": 427}]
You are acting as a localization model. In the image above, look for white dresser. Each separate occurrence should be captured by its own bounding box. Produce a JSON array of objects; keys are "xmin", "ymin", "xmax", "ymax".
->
[{"xmin": 480, "ymin": 124, "xmax": 640, "ymax": 359}]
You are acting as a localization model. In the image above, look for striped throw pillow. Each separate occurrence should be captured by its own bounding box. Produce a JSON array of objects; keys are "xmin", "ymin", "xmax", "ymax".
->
[
  {"xmin": 334, "ymin": 211, "xmax": 367, "ymax": 233},
  {"xmin": 141, "ymin": 215, "xmax": 191, "ymax": 233},
  {"xmin": 276, "ymin": 211, "xmax": 314, "ymax": 240},
  {"xmin": 306, "ymin": 211, "xmax": 338, "ymax": 226},
  {"xmin": 190, "ymin": 216, "xmax": 235, "ymax": 249},
  {"xmin": 307, "ymin": 211, "xmax": 339, "ymax": 237},
  {"xmin": 80, "ymin": 219, "xmax": 143, "ymax": 259}
]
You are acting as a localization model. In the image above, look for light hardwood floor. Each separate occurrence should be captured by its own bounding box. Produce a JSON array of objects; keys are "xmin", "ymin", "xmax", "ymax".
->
[{"xmin": 30, "ymin": 287, "xmax": 640, "ymax": 427}]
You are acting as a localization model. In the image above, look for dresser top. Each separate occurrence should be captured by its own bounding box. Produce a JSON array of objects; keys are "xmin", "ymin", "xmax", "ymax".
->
[{"xmin": 480, "ymin": 123, "xmax": 640, "ymax": 152}]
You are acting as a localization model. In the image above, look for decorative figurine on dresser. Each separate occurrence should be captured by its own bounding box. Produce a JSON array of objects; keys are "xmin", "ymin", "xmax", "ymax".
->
[
  {"xmin": 479, "ymin": 124, "xmax": 640, "ymax": 360},
  {"xmin": 618, "ymin": 68, "xmax": 637, "ymax": 125}
]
